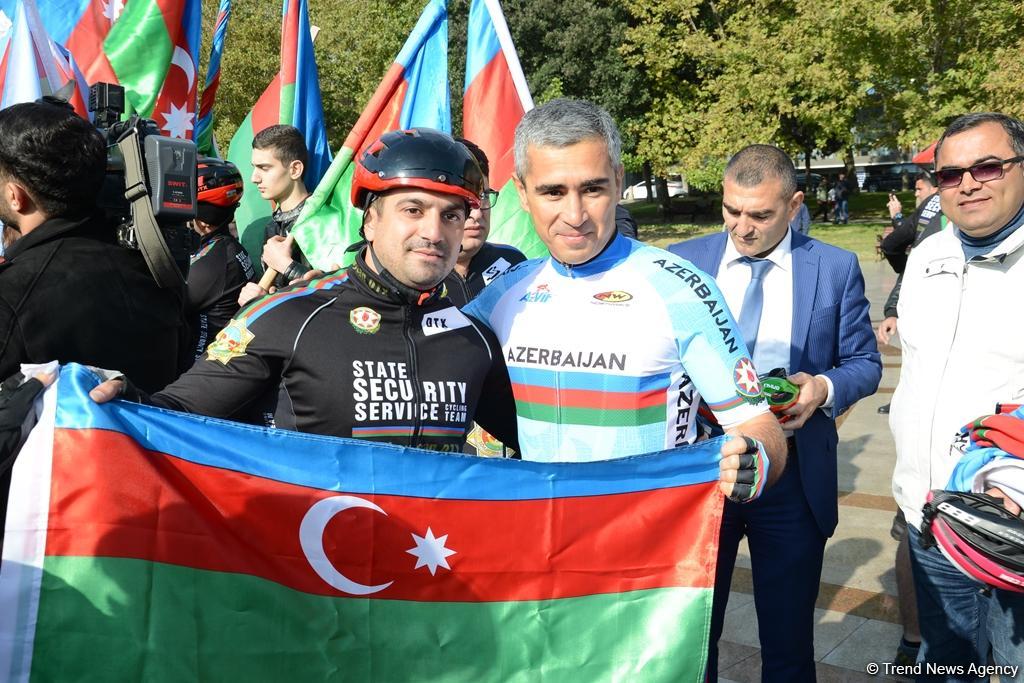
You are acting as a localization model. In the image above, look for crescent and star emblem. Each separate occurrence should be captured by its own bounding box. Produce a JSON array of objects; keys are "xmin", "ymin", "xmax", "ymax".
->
[{"xmin": 299, "ymin": 495, "xmax": 456, "ymax": 595}]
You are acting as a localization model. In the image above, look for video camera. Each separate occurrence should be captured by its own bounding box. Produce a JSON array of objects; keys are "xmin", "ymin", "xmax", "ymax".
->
[{"xmin": 90, "ymin": 82, "xmax": 197, "ymax": 288}]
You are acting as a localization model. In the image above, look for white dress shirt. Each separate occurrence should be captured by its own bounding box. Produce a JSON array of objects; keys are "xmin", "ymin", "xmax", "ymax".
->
[{"xmin": 716, "ymin": 228, "xmax": 834, "ymax": 407}]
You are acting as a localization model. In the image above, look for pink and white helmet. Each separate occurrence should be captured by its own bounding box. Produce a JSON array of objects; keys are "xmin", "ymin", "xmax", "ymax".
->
[{"xmin": 920, "ymin": 490, "xmax": 1024, "ymax": 593}]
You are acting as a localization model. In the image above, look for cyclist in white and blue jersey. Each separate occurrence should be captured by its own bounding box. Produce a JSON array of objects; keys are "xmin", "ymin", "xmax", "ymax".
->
[{"xmin": 465, "ymin": 99, "xmax": 787, "ymax": 503}]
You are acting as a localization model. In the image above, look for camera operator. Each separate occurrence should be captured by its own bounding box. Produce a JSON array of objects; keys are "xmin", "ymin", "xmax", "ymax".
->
[
  {"xmin": 0, "ymin": 100, "xmax": 187, "ymax": 552},
  {"xmin": 0, "ymin": 100, "xmax": 186, "ymax": 387}
]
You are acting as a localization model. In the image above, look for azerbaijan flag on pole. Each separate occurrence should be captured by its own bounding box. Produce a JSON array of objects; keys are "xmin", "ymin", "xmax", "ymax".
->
[
  {"xmin": 463, "ymin": 0, "xmax": 546, "ymax": 259},
  {"xmin": 291, "ymin": 0, "xmax": 450, "ymax": 270},
  {"xmin": 1, "ymin": 364, "xmax": 723, "ymax": 681}
]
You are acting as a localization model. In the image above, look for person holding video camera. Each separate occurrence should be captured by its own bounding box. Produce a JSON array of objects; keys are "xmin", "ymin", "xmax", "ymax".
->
[{"xmin": 0, "ymin": 101, "xmax": 187, "ymax": 552}]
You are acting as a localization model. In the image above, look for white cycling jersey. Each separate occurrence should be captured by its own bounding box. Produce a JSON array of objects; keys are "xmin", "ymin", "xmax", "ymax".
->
[{"xmin": 465, "ymin": 233, "xmax": 769, "ymax": 462}]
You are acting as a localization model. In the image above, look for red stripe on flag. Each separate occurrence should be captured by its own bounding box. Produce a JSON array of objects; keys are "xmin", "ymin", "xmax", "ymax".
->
[
  {"xmin": 198, "ymin": 73, "xmax": 220, "ymax": 119},
  {"xmin": 0, "ymin": 42, "xmax": 9, "ymax": 96},
  {"xmin": 462, "ymin": 49, "xmax": 525, "ymax": 189},
  {"xmin": 46, "ymin": 429, "xmax": 721, "ymax": 602},
  {"xmin": 65, "ymin": 9, "xmax": 118, "ymax": 86},
  {"xmin": 511, "ymin": 383, "xmax": 666, "ymax": 410},
  {"xmin": 340, "ymin": 62, "xmax": 408, "ymax": 155},
  {"xmin": 251, "ymin": 74, "xmax": 283, "ymax": 133},
  {"xmin": 280, "ymin": 0, "xmax": 300, "ymax": 86}
]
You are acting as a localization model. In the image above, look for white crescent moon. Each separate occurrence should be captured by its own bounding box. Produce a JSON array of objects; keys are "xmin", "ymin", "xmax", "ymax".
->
[
  {"xmin": 299, "ymin": 495, "xmax": 394, "ymax": 595},
  {"xmin": 170, "ymin": 46, "xmax": 195, "ymax": 92}
]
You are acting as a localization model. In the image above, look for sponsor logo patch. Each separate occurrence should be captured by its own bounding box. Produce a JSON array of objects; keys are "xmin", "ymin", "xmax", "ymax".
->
[
  {"xmin": 206, "ymin": 318, "xmax": 255, "ymax": 365},
  {"xmin": 518, "ymin": 283, "xmax": 552, "ymax": 303},
  {"xmin": 350, "ymin": 307, "xmax": 382, "ymax": 335},
  {"xmin": 593, "ymin": 290, "xmax": 633, "ymax": 303},
  {"xmin": 482, "ymin": 257, "xmax": 513, "ymax": 285},
  {"xmin": 733, "ymin": 357, "xmax": 763, "ymax": 401},
  {"xmin": 421, "ymin": 306, "xmax": 472, "ymax": 337}
]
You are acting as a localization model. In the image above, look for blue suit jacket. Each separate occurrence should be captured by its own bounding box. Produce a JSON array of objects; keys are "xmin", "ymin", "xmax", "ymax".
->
[{"xmin": 669, "ymin": 230, "xmax": 881, "ymax": 536}]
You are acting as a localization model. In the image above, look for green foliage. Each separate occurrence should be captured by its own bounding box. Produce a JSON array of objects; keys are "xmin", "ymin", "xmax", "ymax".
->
[
  {"xmin": 197, "ymin": 0, "xmax": 1024, "ymax": 180},
  {"xmin": 622, "ymin": 0, "xmax": 1024, "ymax": 184},
  {"xmin": 199, "ymin": 0, "xmax": 423, "ymax": 153}
]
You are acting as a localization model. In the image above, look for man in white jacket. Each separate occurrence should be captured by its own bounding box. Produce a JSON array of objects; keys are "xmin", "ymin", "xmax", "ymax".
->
[{"xmin": 890, "ymin": 112, "xmax": 1024, "ymax": 679}]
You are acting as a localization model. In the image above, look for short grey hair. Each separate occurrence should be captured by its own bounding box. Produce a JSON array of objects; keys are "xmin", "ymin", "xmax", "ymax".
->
[
  {"xmin": 514, "ymin": 98, "xmax": 622, "ymax": 179},
  {"xmin": 724, "ymin": 144, "xmax": 798, "ymax": 198}
]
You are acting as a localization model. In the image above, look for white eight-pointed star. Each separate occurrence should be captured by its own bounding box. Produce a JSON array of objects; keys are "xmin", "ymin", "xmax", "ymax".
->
[
  {"xmin": 406, "ymin": 527, "xmax": 456, "ymax": 576},
  {"xmin": 160, "ymin": 102, "xmax": 194, "ymax": 139}
]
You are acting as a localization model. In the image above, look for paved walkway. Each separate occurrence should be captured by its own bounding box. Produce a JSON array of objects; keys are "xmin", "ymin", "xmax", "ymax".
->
[{"xmin": 717, "ymin": 258, "xmax": 916, "ymax": 682}]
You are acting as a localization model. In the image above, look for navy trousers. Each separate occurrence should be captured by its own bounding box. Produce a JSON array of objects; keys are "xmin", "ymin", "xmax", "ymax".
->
[{"xmin": 706, "ymin": 452, "xmax": 827, "ymax": 682}]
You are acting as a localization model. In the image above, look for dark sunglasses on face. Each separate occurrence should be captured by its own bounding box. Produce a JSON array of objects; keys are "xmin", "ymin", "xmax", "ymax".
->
[{"xmin": 935, "ymin": 155, "xmax": 1024, "ymax": 189}]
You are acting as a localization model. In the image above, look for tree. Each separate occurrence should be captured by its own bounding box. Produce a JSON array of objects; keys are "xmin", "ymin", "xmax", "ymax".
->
[
  {"xmin": 448, "ymin": 0, "xmax": 652, "ymax": 171},
  {"xmin": 199, "ymin": 0, "xmax": 423, "ymax": 153},
  {"xmin": 622, "ymin": 0, "xmax": 917, "ymax": 190},
  {"xmin": 894, "ymin": 1, "xmax": 1024, "ymax": 147}
]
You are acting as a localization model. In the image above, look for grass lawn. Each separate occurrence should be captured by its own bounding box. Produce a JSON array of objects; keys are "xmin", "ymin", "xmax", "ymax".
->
[{"xmin": 630, "ymin": 192, "xmax": 909, "ymax": 262}]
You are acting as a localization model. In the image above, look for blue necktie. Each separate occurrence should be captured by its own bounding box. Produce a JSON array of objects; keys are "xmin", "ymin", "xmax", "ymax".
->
[{"xmin": 738, "ymin": 257, "xmax": 774, "ymax": 355}]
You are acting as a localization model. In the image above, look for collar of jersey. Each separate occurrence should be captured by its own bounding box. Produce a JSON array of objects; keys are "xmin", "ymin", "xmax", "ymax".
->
[
  {"xmin": 350, "ymin": 248, "xmax": 443, "ymax": 306},
  {"xmin": 548, "ymin": 231, "xmax": 632, "ymax": 278}
]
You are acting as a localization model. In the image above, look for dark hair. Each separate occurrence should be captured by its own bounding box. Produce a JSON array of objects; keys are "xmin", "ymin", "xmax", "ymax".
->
[
  {"xmin": 724, "ymin": 144, "xmax": 798, "ymax": 197},
  {"xmin": 456, "ymin": 137, "xmax": 489, "ymax": 179},
  {"xmin": 935, "ymin": 112, "xmax": 1024, "ymax": 165},
  {"xmin": 0, "ymin": 102, "xmax": 105, "ymax": 217},
  {"xmin": 252, "ymin": 124, "xmax": 309, "ymax": 168},
  {"xmin": 916, "ymin": 172, "xmax": 937, "ymax": 188}
]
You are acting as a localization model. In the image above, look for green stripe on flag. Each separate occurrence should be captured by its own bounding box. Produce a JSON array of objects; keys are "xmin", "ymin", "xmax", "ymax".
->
[
  {"xmin": 227, "ymin": 112, "xmax": 273, "ymax": 270},
  {"xmin": 280, "ymin": 83, "xmax": 296, "ymax": 127},
  {"xmin": 30, "ymin": 556, "xmax": 710, "ymax": 682},
  {"xmin": 515, "ymin": 401, "xmax": 666, "ymax": 427},
  {"xmin": 104, "ymin": 0, "xmax": 174, "ymax": 118},
  {"xmin": 487, "ymin": 177, "xmax": 548, "ymax": 259},
  {"xmin": 292, "ymin": 147, "xmax": 365, "ymax": 270}
]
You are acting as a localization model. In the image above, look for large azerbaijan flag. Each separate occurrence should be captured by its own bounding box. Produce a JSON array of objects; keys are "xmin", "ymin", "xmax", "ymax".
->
[{"xmin": 0, "ymin": 364, "xmax": 723, "ymax": 681}]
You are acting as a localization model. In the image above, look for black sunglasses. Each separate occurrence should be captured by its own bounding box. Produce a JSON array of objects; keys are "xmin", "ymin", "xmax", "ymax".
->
[{"xmin": 935, "ymin": 156, "xmax": 1024, "ymax": 189}]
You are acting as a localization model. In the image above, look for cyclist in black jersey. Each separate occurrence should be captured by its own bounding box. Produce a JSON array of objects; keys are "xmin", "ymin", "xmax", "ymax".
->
[
  {"xmin": 186, "ymin": 159, "xmax": 255, "ymax": 363},
  {"xmin": 91, "ymin": 129, "xmax": 519, "ymax": 453}
]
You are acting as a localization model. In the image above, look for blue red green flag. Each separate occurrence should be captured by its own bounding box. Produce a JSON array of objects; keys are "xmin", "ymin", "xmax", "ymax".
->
[
  {"xmin": 1, "ymin": 363, "xmax": 724, "ymax": 681},
  {"xmin": 290, "ymin": 0, "xmax": 450, "ymax": 270}
]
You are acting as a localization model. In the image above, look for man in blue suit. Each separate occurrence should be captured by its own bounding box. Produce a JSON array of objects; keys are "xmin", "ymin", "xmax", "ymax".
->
[{"xmin": 669, "ymin": 144, "xmax": 880, "ymax": 681}]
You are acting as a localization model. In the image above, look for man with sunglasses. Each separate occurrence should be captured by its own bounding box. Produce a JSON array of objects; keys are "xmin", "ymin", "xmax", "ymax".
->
[
  {"xmin": 445, "ymin": 138, "xmax": 526, "ymax": 305},
  {"xmin": 890, "ymin": 112, "xmax": 1024, "ymax": 678}
]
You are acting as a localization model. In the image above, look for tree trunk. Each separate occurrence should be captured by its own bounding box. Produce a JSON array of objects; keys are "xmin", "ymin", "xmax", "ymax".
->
[
  {"xmin": 656, "ymin": 176, "xmax": 671, "ymax": 217},
  {"xmin": 844, "ymin": 147, "xmax": 858, "ymax": 194},
  {"xmin": 642, "ymin": 161, "xmax": 653, "ymax": 202},
  {"xmin": 804, "ymin": 149, "xmax": 813, "ymax": 194}
]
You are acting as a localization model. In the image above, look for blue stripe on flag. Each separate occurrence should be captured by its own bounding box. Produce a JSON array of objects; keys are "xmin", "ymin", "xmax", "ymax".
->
[
  {"xmin": 54, "ymin": 364, "xmax": 723, "ymax": 500},
  {"xmin": 463, "ymin": 0, "xmax": 500, "ymax": 90}
]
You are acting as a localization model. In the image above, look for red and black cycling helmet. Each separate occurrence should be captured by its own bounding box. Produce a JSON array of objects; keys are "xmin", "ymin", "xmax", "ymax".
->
[
  {"xmin": 196, "ymin": 158, "xmax": 243, "ymax": 226},
  {"xmin": 351, "ymin": 128, "xmax": 484, "ymax": 210},
  {"xmin": 920, "ymin": 490, "xmax": 1024, "ymax": 593}
]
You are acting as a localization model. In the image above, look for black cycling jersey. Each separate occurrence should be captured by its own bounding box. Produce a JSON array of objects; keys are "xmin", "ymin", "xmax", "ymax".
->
[
  {"xmin": 186, "ymin": 226, "xmax": 255, "ymax": 362},
  {"xmin": 444, "ymin": 242, "xmax": 527, "ymax": 306},
  {"xmin": 149, "ymin": 250, "xmax": 519, "ymax": 453}
]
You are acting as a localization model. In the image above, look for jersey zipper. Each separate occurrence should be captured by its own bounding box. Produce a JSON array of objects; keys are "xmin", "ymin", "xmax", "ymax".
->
[{"xmin": 403, "ymin": 306, "xmax": 423, "ymax": 446}]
